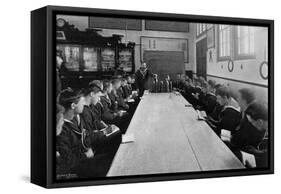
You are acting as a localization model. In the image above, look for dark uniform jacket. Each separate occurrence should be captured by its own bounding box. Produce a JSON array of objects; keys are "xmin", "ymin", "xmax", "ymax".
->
[
  {"xmin": 231, "ymin": 115, "xmax": 266, "ymax": 149},
  {"xmin": 182, "ymin": 85, "xmax": 197, "ymax": 105},
  {"xmin": 56, "ymin": 117, "xmax": 90, "ymax": 176},
  {"xmin": 108, "ymin": 91, "xmax": 118, "ymax": 111},
  {"xmin": 122, "ymin": 85, "xmax": 132, "ymax": 99},
  {"xmin": 90, "ymin": 103, "xmax": 103, "ymax": 122},
  {"xmin": 209, "ymin": 103, "xmax": 223, "ymax": 121},
  {"xmin": 163, "ymin": 80, "xmax": 173, "ymax": 93},
  {"xmin": 151, "ymin": 79, "xmax": 160, "ymax": 93},
  {"xmin": 116, "ymin": 89, "xmax": 129, "ymax": 110},
  {"xmin": 172, "ymin": 79, "xmax": 183, "ymax": 91},
  {"xmin": 80, "ymin": 106, "xmax": 106, "ymax": 145},
  {"xmin": 203, "ymin": 92, "xmax": 217, "ymax": 114},
  {"xmin": 100, "ymin": 95, "xmax": 117, "ymax": 122},
  {"xmin": 208, "ymin": 106, "xmax": 241, "ymax": 136}
]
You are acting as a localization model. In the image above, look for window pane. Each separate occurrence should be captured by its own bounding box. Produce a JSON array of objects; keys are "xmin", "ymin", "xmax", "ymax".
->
[
  {"xmin": 250, "ymin": 34, "xmax": 255, "ymax": 53},
  {"xmin": 219, "ymin": 25, "xmax": 230, "ymax": 58},
  {"xmin": 202, "ymin": 24, "xmax": 206, "ymax": 32},
  {"xmin": 237, "ymin": 26, "xmax": 255, "ymax": 56}
]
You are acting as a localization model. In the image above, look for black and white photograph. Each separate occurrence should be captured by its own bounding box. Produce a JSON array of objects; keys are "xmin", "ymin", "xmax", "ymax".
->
[{"xmin": 54, "ymin": 13, "xmax": 271, "ymax": 181}]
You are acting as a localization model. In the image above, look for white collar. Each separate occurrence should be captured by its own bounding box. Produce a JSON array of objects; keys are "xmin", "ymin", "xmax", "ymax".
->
[
  {"xmin": 63, "ymin": 118, "xmax": 73, "ymax": 124},
  {"xmin": 207, "ymin": 92, "xmax": 215, "ymax": 96},
  {"xmin": 223, "ymin": 105, "xmax": 241, "ymax": 113}
]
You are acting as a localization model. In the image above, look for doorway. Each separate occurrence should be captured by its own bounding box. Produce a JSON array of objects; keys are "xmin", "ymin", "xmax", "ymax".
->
[{"xmin": 196, "ymin": 38, "xmax": 207, "ymax": 78}]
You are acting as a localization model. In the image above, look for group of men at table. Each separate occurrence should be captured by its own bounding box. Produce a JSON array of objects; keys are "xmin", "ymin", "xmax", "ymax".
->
[
  {"xmin": 55, "ymin": 60, "xmax": 268, "ymax": 180},
  {"xmin": 172, "ymin": 73, "xmax": 268, "ymax": 169}
]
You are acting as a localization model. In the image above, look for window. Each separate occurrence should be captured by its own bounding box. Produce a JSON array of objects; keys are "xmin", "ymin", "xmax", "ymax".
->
[
  {"xmin": 236, "ymin": 26, "xmax": 255, "ymax": 58},
  {"xmin": 218, "ymin": 25, "xmax": 231, "ymax": 60},
  {"xmin": 196, "ymin": 23, "xmax": 207, "ymax": 37}
]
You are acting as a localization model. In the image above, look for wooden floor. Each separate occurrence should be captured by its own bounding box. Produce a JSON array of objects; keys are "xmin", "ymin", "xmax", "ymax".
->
[{"xmin": 107, "ymin": 93, "xmax": 244, "ymax": 177}]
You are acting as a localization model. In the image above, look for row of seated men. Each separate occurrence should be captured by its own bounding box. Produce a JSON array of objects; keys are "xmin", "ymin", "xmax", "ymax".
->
[
  {"xmin": 172, "ymin": 74, "xmax": 268, "ymax": 169},
  {"xmin": 55, "ymin": 75, "xmax": 139, "ymax": 180}
]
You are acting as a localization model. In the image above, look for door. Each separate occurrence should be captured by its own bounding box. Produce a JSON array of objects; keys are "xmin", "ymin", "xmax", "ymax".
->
[{"xmin": 196, "ymin": 38, "xmax": 207, "ymax": 78}]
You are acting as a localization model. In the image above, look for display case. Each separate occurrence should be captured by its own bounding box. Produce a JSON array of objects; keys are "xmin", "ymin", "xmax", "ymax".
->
[
  {"xmin": 82, "ymin": 47, "xmax": 99, "ymax": 72},
  {"xmin": 55, "ymin": 20, "xmax": 135, "ymax": 88},
  {"xmin": 56, "ymin": 44, "xmax": 81, "ymax": 71},
  {"xmin": 101, "ymin": 47, "xmax": 116, "ymax": 72},
  {"xmin": 118, "ymin": 47, "xmax": 134, "ymax": 72}
]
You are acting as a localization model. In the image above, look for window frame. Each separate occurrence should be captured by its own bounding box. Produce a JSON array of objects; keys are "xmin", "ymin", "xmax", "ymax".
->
[
  {"xmin": 217, "ymin": 25, "xmax": 232, "ymax": 61},
  {"xmin": 234, "ymin": 26, "xmax": 256, "ymax": 60},
  {"xmin": 196, "ymin": 23, "xmax": 207, "ymax": 38}
]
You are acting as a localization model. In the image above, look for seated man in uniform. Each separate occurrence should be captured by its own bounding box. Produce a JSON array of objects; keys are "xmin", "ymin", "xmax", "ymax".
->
[
  {"xmin": 203, "ymin": 80, "xmax": 218, "ymax": 115},
  {"xmin": 172, "ymin": 73, "xmax": 183, "ymax": 91},
  {"xmin": 56, "ymin": 88, "xmax": 113, "ymax": 179},
  {"xmin": 121, "ymin": 77, "xmax": 130, "ymax": 99},
  {"xmin": 233, "ymin": 88, "xmax": 256, "ymax": 138},
  {"xmin": 100, "ymin": 80, "xmax": 131, "ymax": 133},
  {"xmin": 236, "ymin": 88, "xmax": 256, "ymax": 114},
  {"xmin": 56, "ymin": 104, "xmax": 65, "ymax": 176},
  {"xmin": 163, "ymin": 74, "xmax": 172, "ymax": 93},
  {"xmin": 111, "ymin": 78, "xmax": 129, "ymax": 111},
  {"xmin": 130, "ymin": 74, "xmax": 137, "ymax": 91},
  {"xmin": 81, "ymin": 83, "xmax": 122, "ymax": 154},
  {"xmin": 208, "ymin": 84, "xmax": 223, "ymax": 121},
  {"xmin": 181, "ymin": 77, "xmax": 196, "ymax": 104},
  {"xmin": 228, "ymin": 101, "xmax": 268, "ymax": 168},
  {"xmin": 151, "ymin": 74, "xmax": 160, "ymax": 93},
  {"xmin": 194, "ymin": 80, "xmax": 208, "ymax": 109},
  {"xmin": 206, "ymin": 85, "xmax": 242, "ymax": 136},
  {"xmin": 88, "ymin": 80, "xmax": 108, "ymax": 128}
]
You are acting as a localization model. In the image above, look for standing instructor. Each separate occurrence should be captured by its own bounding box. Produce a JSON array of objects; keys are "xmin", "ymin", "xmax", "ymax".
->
[{"xmin": 135, "ymin": 62, "xmax": 153, "ymax": 96}]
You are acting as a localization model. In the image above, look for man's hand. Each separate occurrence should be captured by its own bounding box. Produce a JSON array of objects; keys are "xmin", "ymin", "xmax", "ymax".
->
[{"xmin": 85, "ymin": 148, "xmax": 95, "ymax": 158}]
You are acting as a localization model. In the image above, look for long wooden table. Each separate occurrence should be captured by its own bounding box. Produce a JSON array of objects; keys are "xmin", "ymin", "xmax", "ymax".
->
[{"xmin": 107, "ymin": 93, "xmax": 244, "ymax": 177}]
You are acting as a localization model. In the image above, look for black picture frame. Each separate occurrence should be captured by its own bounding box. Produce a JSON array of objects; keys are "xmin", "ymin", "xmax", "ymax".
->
[{"xmin": 31, "ymin": 5, "xmax": 274, "ymax": 188}]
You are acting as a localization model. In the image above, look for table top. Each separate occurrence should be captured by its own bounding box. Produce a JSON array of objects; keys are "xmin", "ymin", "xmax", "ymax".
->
[{"xmin": 107, "ymin": 93, "xmax": 244, "ymax": 177}]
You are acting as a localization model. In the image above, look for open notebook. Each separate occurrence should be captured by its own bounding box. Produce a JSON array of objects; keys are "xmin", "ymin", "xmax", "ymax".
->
[
  {"xmin": 221, "ymin": 129, "xmax": 231, "ymax": 142},
  {"xmin": 101, "ymin": 125, "xmax": 120, "ymax": 137},
  {"xmin": 197, "ymin": 110, "xmax": 207, "ymax": 120},
  {"xmin": 122, "ymin": 134, "xmax": 135, "ymax": 144}
]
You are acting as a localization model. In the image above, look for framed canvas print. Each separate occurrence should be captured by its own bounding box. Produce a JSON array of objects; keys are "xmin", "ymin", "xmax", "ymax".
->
[{"xmin": 31, "ymin": 5, "xmax": 274, "ymax": 188}]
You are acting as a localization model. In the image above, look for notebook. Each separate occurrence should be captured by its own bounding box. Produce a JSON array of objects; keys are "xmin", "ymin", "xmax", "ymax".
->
[
  {"xmin": 241, "ymin": 151, "xmax": 256, "ymax": 168},
  {"xmin": 101, "ymin": 125, "xmax": 120, "ymax": 137},
  {"xmin": 221, "ymin": 129, "xmax": 231, "ymax": 142},
  {"xmin": 197, "ymin": 110, "xmax": 207, "ymax": 120},
  {"xmin": 122, "ymin": 134, "xmax": 135, "ymax": 144}
]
